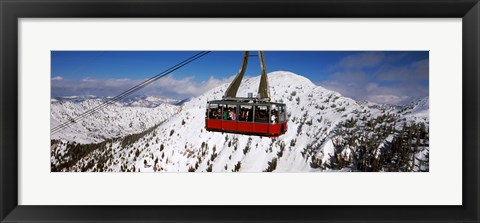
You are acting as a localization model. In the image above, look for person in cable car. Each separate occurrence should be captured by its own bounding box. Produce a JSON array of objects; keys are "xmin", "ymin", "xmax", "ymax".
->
[
  {"xmin": 230, "ymin": 108, "xmax": 233, "ymax": 120},
  {"xmin": 223, "ymin": 108, "xmax": 228, "ymax": 120}
]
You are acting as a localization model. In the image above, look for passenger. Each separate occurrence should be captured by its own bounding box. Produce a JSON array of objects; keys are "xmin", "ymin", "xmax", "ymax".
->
[
  {"xmin": 232, "ymin": 110, "xmax": 236, "ymax": 120},
  {"xmin": 260, "ymin": 110, "xmax": 266, "ymax": 121},
  {"xmin": 240, "ymin": 109, "xmax": 245, "ymax": 121},
  {"xmin": 231, "ymin": 108, "xmax": 234, "ymax": 120},
  {"xmin": 271, "ymin": 112, "xmax": 276, "ymax": 124},
  {"xmin": 272, "ymin": 110, "xmax": 279, "ymax": 122},
  {"xmin": 223, "ymin": 109, "xmax": 228, "ymax": 120}
]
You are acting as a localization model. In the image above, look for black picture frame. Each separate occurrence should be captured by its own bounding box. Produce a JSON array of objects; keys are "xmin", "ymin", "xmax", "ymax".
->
[{"xmin": 1, "ymin": 0, "xmax": 479, "ymax": 222}]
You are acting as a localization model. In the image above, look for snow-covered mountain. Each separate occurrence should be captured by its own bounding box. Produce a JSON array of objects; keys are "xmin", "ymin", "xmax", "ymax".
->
[
  {"xmin": 50, "ymin": 96, "xmax": 180, "ymax": 143},
  {"xmin": 52, "ymin": 95, "xmax": 181, "ymax": 108},
  {"xmin": 51, "ymin": 71, "xmax": 429, "ymax": 172}
]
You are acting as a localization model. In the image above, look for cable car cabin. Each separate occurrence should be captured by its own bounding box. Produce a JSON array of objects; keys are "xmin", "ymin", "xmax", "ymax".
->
[
  {"xmin": 205, "ymin": 100, "xmax": 287, "ymax": 137},
  {"xmin": 205, "ymin": 51, "xmax": 287, "ymax": 137}
]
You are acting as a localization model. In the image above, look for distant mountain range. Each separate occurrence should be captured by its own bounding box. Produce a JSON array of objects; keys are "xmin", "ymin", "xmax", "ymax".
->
[
  {"xmin": 51, "ymin": 95, "xmax": 184, "ymax": 107},
  {"xmin": 50, "ymin": 95, "xmax": 180, "ymax": 143}
]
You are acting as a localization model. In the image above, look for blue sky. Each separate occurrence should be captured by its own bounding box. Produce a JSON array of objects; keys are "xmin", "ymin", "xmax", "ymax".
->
[{"xmin": 51, "ymin": 51, "xmax": 428, "ymax": 104}]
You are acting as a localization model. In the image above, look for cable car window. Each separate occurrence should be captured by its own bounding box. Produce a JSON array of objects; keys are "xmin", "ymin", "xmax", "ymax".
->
[
  {"xmin": 239, "ymin": 105, "xmax": 253, "ymax": 122},
  {"xmin": 254, "ymin": 105, "xmax": 269, "ymax": 123},
  {"xmin": 223, "ymin": 104, "xmax": 237, "ymax": 121},
  {"xmin": 270, "ymin": 105, "xmax": 279, "ymax": 124},
  {"xmin": 208, "ymin": 104, "xmax": 221, "ymax": 119},
  {"xmin": 279, "ymin": 105, "xmax": 286, "ymax": 122}
]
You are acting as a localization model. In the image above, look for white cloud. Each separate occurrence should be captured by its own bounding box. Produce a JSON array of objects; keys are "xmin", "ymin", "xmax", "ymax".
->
[
  {"xmin": 376, "ymin": 59, "xmax": 429, "ymax": 82},
  {"xmin": 321, "ymin": 70, "xmax": 428, "ymax": 105},
  {"xmin": 321, "ymin": 53, "xmax": 428, "ymax": 105},
  {"xmin": 321, "ymin": 78, "xmax": 424, "ymax": 104},
  {"xmin": 366, "ymin": 94, "xmax": 411, "ymax": 105},
  {"xmin": 51, "ymin": 76, "xmax": 63, "ymax": 81},
  {"xmin": 51, "ymin": 74, "xmax": 234, "ymax": 99},
  {"xmin": 337, "ymin": 52, "xmax": 385, "ymax": 69}
]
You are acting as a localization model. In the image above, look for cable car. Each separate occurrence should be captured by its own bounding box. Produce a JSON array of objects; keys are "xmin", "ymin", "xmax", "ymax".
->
[{"xmin": 205, "ymin": 51, "xmax": 287, "ymax": 137}]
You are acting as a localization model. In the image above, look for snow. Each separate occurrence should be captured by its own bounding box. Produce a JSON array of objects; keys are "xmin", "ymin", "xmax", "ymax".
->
[
  {"xmin": 403, "ymin": 97, "xmax": 429, "ymax": 123},
  {"xmin": 50, "ymin": 96, "xmax": 179, "ymax": 143}
]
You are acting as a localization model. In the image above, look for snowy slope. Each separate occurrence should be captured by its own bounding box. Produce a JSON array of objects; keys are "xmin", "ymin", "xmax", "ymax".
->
[
  {"xmin": 401, "ymin": 97, "xmax": 429, "ymax": 123},
  {"xmin": 51, "ymin": 71, "xmax": 429, "ymax": 172},
  {"xmin": 50, "ymin": 96, "xmax": 179, "ymax": 143}
]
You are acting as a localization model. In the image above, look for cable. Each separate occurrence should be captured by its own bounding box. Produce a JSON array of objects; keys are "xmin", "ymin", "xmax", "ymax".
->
[{"xmin": 51, "ymin": 51, "xmax": 211, "ymax": 135}]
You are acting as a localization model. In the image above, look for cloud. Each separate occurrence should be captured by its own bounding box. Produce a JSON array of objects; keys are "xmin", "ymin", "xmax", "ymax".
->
[
  {"xmin": 376, "ymin": 59, "xmax": 428, "ymax": 82},
  {"xmin": 329, "ymin": 71, "xmax": 369, "ymax": 83},
  {"xmin": 363, "ymin": 82, "xmax": 427, "ymax": 104},
  {"xmin": 337, "ymin": 52, "xmax": 385, "ymax": 69},
  {"xmin": 321, "ymin": 57, "xmax": 428, "ymax": 105},
  {"xmin": 51, "ymin": 74, "xmax": 234, "ymax": 99},
  {"xmin": 367, "ymin": 95, "xmax": 411, "ymax": 105},
  {"xmin": 320, "ymin": 71, "xmax": 369, "ymax": 99},
  {"xmin": 322, "ymin": 75, "xmax": 427, "ymax": 104},
  {"xmin": 51, "ymin": 76, "xmax": 63, "ymax": 81}
]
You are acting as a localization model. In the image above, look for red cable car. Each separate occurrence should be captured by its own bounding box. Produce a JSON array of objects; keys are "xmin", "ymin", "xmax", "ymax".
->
[{"xmin": 205, "ymin": 51, "xmax": 287, "ymax": 137}]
